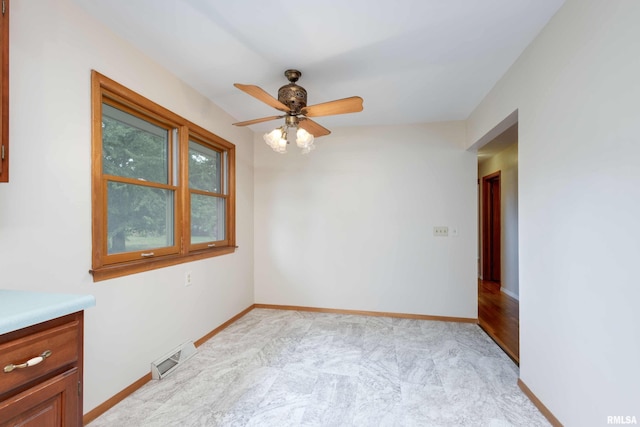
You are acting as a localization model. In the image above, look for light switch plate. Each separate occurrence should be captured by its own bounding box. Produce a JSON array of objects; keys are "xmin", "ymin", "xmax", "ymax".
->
[{"xmin": 433, "ymin": 226, "xmax": 448, "ymax": 237}]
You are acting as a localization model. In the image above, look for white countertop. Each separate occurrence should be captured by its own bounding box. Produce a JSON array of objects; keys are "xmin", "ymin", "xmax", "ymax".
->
[{"xmin": 0, "ymin": 290, "xmax": 96, "ymax": 335}]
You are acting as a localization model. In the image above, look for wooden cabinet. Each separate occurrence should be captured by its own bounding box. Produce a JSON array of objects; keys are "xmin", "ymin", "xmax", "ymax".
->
[
  {"xmin": 0, "ymin": 0, "xmax": 9, "ymax": 182},
  {"xmin": 0, "ymin": 312, "xmax": 84, "ymax": 426}
]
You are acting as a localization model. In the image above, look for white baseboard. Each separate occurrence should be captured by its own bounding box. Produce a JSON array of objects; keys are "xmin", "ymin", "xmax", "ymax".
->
[{"xmin": 501, "ymin": 288, "xmax": 519, "ymax": 301}]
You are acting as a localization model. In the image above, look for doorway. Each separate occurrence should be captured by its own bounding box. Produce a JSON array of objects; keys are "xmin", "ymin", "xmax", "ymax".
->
[
  {"xmin": 476, "ymin": 121, "xmax": 519, "ymax": 364},
  {"xmin": 482, "ymin": 171, "xmax": 501, "ymax": 282}
]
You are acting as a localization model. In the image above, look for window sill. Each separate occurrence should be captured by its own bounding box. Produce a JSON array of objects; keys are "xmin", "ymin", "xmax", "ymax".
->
[{"xmin": 90, "ymin": 246, "xmax": 237, "ymax": 282}]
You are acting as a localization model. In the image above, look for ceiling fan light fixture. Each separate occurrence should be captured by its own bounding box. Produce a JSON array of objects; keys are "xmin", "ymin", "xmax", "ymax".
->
[
  {"xmin": 296, "ymin": 128, "xmax": 314, "ymax": 147},
  {"xmin": 263, "ymin": 125, "xmax": 315, "ymax": 154},
  {"xmin": 263, "ymin": 127, "xmax": 287, "ymax": 154},
  {"xmin": 236, "ymin": 69, "xmax": 362, "ymax": 154},
  {"xmin": 301, "ymin": 144, "xmax": 315, "ymax": 155}
]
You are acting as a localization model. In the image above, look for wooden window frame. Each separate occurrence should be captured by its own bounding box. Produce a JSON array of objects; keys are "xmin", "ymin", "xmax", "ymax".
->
[
  {"xmin": 90, "ymin": 71, "xmax": 236, "ymax": 282},
  {"xmin": 0, "ymin": 0, "xmax": 9, "ymax": 182},
  {"xmin": 186, "ymin": 133, "xmax": 231, "ymax": 252}
]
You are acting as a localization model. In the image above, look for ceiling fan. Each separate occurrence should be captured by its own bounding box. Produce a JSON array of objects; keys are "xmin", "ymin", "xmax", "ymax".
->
[{"xmin": 233, "ymin": 69, "xmax": 364, "ymax": 153}]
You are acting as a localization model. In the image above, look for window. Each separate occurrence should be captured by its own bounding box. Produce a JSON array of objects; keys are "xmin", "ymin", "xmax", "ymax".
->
[
  {"xmin": 0, "ymin": 0, "xmax": 9, "ymax": 182},
  {"xmin": 91, "ymin": 71, "xmax": 236, "ymax": 281}
]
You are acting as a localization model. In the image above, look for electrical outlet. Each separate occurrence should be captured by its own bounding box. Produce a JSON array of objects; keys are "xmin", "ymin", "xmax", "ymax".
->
[
  {"xmin": 185, "ymin": 271, "xmax": 192, "ymax": 287},
  {"xmin": 433, "ymin": 226, "xmax": 449, "ymax": 237},
  {"xmin": 451, "ymin": 227, "xmax": 459, "ymax": 237}
]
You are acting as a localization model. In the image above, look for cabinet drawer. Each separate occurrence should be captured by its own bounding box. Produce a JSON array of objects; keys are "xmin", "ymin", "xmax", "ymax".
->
[{"xmin": 0, "ymin": 321, "xmax": 79, "ymax": 394}]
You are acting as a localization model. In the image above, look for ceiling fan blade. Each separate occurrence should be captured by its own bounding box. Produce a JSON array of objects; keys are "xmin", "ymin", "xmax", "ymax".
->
[
  {"xmin": 234, "ymin": 84, "xmax": 291, "ymax": 113},
  {"xmin": 299, "ymin": 118, "xmax": 331, "ymax": 137},
  {"xmin": 302, "ymin": 96, "xmax": 363, "ymax": 117},
  {"xmin": 232, "ymin": 115, "xmax": 284, "ymax": 127}
]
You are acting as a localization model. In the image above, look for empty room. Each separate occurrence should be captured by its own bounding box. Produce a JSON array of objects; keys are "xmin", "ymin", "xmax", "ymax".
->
[{"xmin": 0, "ymin": 1, "xmax": 638, "ymax": 426}]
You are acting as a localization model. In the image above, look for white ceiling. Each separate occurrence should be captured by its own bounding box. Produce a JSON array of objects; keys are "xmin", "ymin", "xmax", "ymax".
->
[{"xmin": 73, "ymin": 0, "xmax": 564, "ymax": 134}]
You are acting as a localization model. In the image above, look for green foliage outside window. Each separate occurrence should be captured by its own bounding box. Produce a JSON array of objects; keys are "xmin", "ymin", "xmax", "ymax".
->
[
  {"xmin": 102, "ymin": 106, "xmax": 173, "ymax": 254},
  {"xmin": 91, "ymin": 70, "xmax": 236, "ymax": 281}
]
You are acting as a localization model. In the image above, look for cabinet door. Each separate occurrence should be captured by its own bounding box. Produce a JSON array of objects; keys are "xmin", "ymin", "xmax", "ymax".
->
[{"xmin": 0, "ymin": 368, "xmax": 78, "ymax": 427}]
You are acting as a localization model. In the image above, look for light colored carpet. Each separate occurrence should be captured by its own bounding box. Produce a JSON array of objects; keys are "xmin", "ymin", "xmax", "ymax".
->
[{"xmin": 89, "ymin": 308, "xmax": 549, "ymax": 426}]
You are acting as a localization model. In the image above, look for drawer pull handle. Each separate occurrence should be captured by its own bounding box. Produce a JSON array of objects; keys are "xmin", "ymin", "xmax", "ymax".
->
[{"xmin": 3, "ymin": 350, "xmax": 52, "ymax": 373}]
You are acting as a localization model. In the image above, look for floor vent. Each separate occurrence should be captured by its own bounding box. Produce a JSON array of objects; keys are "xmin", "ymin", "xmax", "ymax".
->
[{"xmin": 151, "ymin": 341, "xmax": 197, "ymax": 380}]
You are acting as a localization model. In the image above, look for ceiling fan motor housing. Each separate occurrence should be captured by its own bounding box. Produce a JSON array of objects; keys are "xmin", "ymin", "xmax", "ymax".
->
[
  {"xmin": 278, "ymin": 83, "xmax": 307, "ymax": 113},
  {"xmin": 278, "ymin": 69, "xmax": 307, "ymax": 113}
]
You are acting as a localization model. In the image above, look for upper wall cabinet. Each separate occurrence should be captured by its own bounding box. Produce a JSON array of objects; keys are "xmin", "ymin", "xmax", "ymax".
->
[{"xmin": 0, "ymin": 0, "xmax": 8, "ymax": 182}]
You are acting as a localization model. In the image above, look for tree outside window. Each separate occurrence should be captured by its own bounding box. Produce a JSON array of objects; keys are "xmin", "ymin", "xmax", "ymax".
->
[{"xmin": 91, "ymin": 71, "xmax": 236, "ymax": 281}]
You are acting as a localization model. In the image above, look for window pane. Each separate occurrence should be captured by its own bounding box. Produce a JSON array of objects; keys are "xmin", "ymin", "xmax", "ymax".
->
[
  {"xmin": 102, "ymin": 103, "xmax": 169, "ymax": 184},
  {"xmin": 107, "ymin": 181, "xmax": 174, "ymax": 254},
  {"xmin": 191, "ymin": 194, "xmax": 225, "ymax": 243},
  {"xmin": 189, "ymin": 140, "xmax": 220, "ymax": 193}
]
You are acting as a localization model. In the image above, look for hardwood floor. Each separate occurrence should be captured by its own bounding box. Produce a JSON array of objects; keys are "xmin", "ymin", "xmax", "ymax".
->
[{"xmin": 478, "ymin": 279, "xmax": 520, "ymax": 364}]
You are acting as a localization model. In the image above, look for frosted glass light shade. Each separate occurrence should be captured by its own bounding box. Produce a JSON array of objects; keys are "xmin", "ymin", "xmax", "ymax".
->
[
  {"xmin": 264, "ymin": 126, "xmax": 316, "ymax": 154},
  {"xmin": 263, "ymin": 128, "xmax": 287, "ymax": 153},
  {"xmin": 296, "ymin": 128, "xmax": 314, "ymax": 148},
  {"xmin": 296, "ymin": 128, "xmax": 315, "ymax": 154}
]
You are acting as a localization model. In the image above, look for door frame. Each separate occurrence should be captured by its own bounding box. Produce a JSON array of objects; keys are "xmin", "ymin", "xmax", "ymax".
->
[{"xmin": 481, "ymin": 170, "xmax": 501, "ymax": 282}]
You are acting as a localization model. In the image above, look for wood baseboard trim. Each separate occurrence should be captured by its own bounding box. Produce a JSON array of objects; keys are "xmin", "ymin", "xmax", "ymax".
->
[
  {"xmin": 83, "ymin": 304, "xmax": 255, "ymax": 425},
  {"xmin": 500, "ymin": 287, "xmax": 519, "ymax": 301},
  {"xmin": 253, "ymin": 303, "xmax": 477, "ymax": 324},
  {"xmin": 194, "ymin": 304, "xmax": 255, "ymax": 347},
  {"xmin": 517, "ymin": 378, "xmax": 563, "ymax": 427},
  {"xmin": 83, "ymin": 373, "xmax": 151, "ymax": 425}
]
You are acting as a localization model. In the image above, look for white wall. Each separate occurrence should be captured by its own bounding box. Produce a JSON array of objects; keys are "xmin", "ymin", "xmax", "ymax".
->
[
  {"xmin": 479, "ymin": 142, "xmax": 519, "ymax": 299},
  {"xmin": 3, "ymin": 0, "xmax": 254, "ymax": 413},
  {"xmin": 467, "ymin": 0, "xmax": 640, "ymax": 424},
  {"xmin": 254, "ymin": 123, "xmax": 477, "ymax": 319}
]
